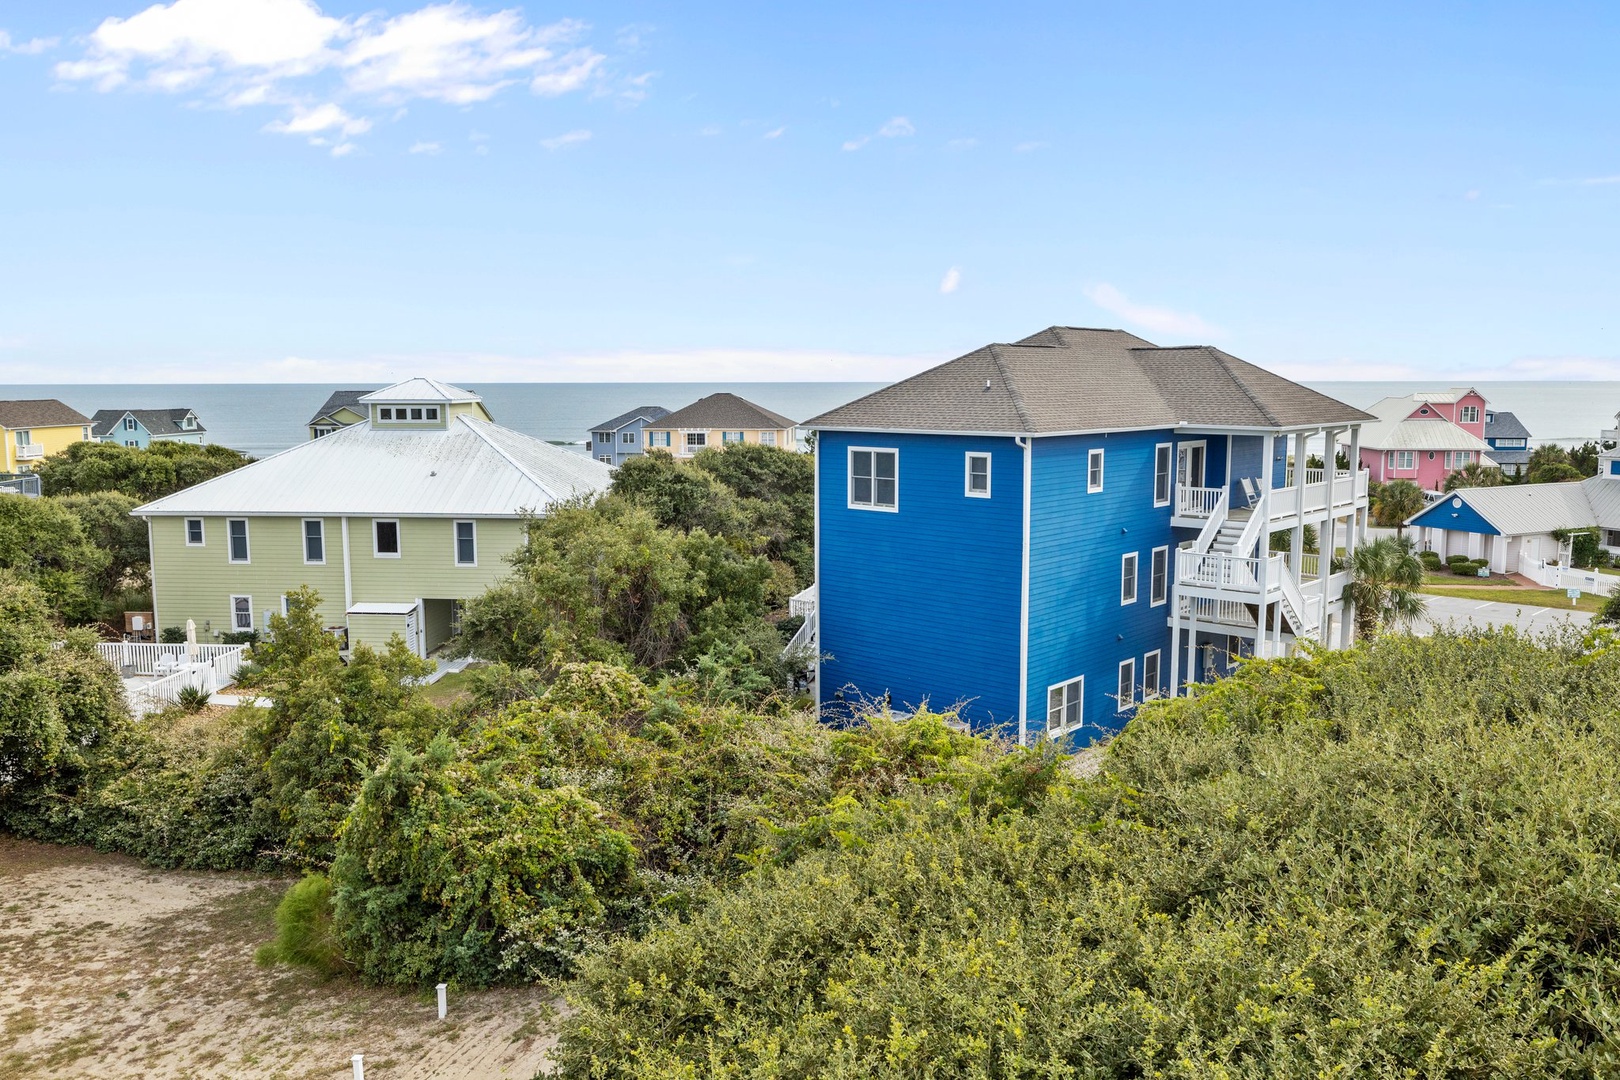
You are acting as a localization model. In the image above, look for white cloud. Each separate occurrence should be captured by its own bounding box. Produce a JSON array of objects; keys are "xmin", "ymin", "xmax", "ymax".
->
[
  {"xmin": 329, "ymin": 140, "xmax": 356, "ymax": 157},
  {"xmin": 763, "ymin": 125, "xmax": 785, "ymax": 139},
  {"xmin": 697, "ymin": 124, "xmax": 722, "ymax": 137},
  {"xmin": 53, "ymin": 0, "xmax": 609, "ymax": 152},
  {"xmin": 540, "ymin": 128, "xmax": 590, "ymax": 150},
  {"xmin": 843, "ymin": 115, "xmax": 914, "ymax": 151},
  {"xmin": 263, "ymin": 101, "xmax": 370, "ymax": 136},
  {"xmin": 1083, "ymin": 283, "xmax": 1223, "ymax": 339},
  {"xmin": 408, "ymin": 139, "xmax": 441, "ymax": 154},
  {"xmin": 939, "ymin": 267, "xmax": 961, "ymax": 294},
  {"xmin": 1578, "ymin": 175, "xmax": 1620, "ymax": 185},
  {"xmin": 1, "ymin": 30, "xmax": 59, "ymax": 55}
]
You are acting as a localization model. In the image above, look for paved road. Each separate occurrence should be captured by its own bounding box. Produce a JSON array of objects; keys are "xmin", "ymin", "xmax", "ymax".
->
[{"xmin": 1412, "ymin": 592, "xmax": 1595, "ymax": 636}]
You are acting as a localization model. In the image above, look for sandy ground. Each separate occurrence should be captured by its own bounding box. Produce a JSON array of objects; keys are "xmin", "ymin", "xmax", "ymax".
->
[{"xmin": 0, "ymin": 835, "xmax": 559, "ymax": 1079}]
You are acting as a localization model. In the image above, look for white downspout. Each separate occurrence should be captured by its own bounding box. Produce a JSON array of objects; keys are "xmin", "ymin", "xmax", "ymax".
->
[
  {"xmin": 341, "ymin": 517, "xmax": 352, "ymax": 611},
  {"xmin": 1017, "ymin": 435, "xmax": 1032, "ymax": 745}
]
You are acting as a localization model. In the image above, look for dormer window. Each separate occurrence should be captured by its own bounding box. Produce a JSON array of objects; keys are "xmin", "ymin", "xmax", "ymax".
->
[{"xmin": 377, "ymin": 404, "xmax": 441, "ymax": 423}]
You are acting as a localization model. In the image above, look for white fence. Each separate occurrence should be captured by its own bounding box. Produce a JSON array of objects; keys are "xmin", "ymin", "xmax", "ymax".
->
[
  {"xmin": 97, "ymin": 642, "xmax": 246, "ymax": 677},
  {"xmin": 95, "ymin": 643, "xmax": 249, "ymax": 719},
  {"xmin": 789, "ymin": 585, "xmax": 817, "ymax": 619},
  {"xmin": 1523, "ymin": 561, "xmax": 1620, "ymax": 597}
]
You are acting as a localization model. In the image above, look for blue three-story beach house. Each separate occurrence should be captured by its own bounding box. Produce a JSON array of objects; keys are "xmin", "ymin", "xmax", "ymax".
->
[{"xmin": 802, "ymin": 326, "xmax": 1375, "ymax": 745}]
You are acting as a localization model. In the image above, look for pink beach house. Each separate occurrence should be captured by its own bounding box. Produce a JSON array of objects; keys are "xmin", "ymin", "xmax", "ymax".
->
[{"xmin": 1348, "ymin": 389, "xmax": 1494, "ymax": 493}]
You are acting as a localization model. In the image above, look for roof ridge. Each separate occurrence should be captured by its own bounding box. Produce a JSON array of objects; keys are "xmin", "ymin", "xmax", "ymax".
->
[
  {"xmin": 457, "ymin": 415, "xmax": 557, "ymax": 503},
  {"xmin": 1200, "ymin": 347, "xmax": 1282, "ymax": 427},
  {"xmin": 986, "ymin": 344, "xmax": 1035, "ymax": 432}
]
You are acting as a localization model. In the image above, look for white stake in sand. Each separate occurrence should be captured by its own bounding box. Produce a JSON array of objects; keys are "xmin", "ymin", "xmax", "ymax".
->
[
  {"xmin": 352, "ymin": 1053, "xmax": 364, "ymax": 1080},
  {"xmin": 437, "ymin": 982, "xmax": 448, "ymax": 1020}
]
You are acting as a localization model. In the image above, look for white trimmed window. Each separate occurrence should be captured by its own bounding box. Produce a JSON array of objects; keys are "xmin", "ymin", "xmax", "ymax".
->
[
  {"xmin": 227, "ymin": 519, "xmax": 250, "ymax": 563},
  {"xmin": 622, "ymin": 431, "xmax": 636, "ymax": 444},
  {"xmin": 649, "ymin": 431, "xmax": 671, "ymax": 447},
  {"xmin": 303, "ymin": 519, "xmax": 325, "ymax": 564},
  {"xmin": 1154, "ymin": 443, "xmax": 1172, "ymax": 506},
  {"xmin": 123, "ymin": 416, "xmax": 137, "ymax": 431},
  {"xmin": 760, "ymin": 430, "xmax": 777, "ymax": 445},
  {"xmin": 722, "ymin": 431, "xmax": 745, "ymax": 444},
  {"xmin": 849, "ymin": 448, "xmax": 898, "ymax": 511},
  {"xmin": 598, "ymin": 454, "xmax": 614, "ymax": 464},
  {"xmin": 374, "ymin": 519, "xmax": 401, "ymax": 557},
  {"xmin": 965, "ymin": 452, "xmax": 991, "ymax": 498},
  {"xmin": 1046, "ymin": 676, "xmax": 1083, "ymax": 735},
  {"xmin": 1460, "ymin": 405, "xmax": 1479, "ymax": 424},
  {"xmin": 425, "ymin": 407, "xmax": 439, "ymax": 421},
  {"xmin": 1228, "ymin": 634, "xmax": 1244, "ymax": 668},
  {"xmin": 1390, "ymin": 450, "xmax": 1416, "ymax": 471},
  {"xmin": 230, "ymin": 595, "xmax": 253, "ymax": 632},
  {"xmin": 1121, "ymin": 551, "xmax": 1138, "ymax": 605},
  {"xmin": 185, "ymin": 519, "xmax": 204, "ymax": 546},
  {"xmin": 454, "ymin": 520, "xmax": 477, "ymax": 566},
  {"xmin": 1088, "ymin": 448, "xmax": 1104, "ymax": 493},
  {"xmin": 1150, "ymin": 546, "xmax": 1169, "ymax": 606},
  {"xmin": 685, "ymin": 432, "xmax": 707, "ymax": 451},
  {"xmin": 1143, "ymin": 651, "xmax": 1161, "ymax": 699},
  {"xmin": 1117, "ymin": 658, "xmax": 1136, "ymax": 712}
]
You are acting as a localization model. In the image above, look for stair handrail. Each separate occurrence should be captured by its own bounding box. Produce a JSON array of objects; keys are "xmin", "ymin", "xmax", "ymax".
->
[
  {"xmin": 1271, "ymin": 553, "xmax": 1318, "ymax": 634},
  {"xmin": 1191, "ymin": 487, "xmax": 1230, "ymax": 554},
  {"xmin": 1230, "ymin": 487, "xmax": 1268, "ymax": 559}
]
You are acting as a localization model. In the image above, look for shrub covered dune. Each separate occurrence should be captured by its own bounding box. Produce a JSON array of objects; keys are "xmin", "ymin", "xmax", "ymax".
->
[{"xmin": 8, "ymin": 442, "xmax": 1620, "ymax": 1075}]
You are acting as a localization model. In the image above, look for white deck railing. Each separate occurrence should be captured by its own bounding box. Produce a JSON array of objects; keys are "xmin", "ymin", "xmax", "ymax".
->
[
  {"xmin": 788, "ymin": 584, "xmax": 817, "ymax": 619},
  {"xmin": 97, "ymin": 642, "xmax": 246, "ymax": 677},
  {"xmin": 1268, "ymin": 469, "xmax": 1367, "ymax": 520},
  {"xmin": 1175, "ymin": 485, "xmax": 1226, "ymax": 518},
  {"xmin": 15, "ymin": 443, "xmax": 43, "ymax": 461},
  {"xmin": 1178, "ymin": 550, "xmax": 1261, "ymax": 590}
]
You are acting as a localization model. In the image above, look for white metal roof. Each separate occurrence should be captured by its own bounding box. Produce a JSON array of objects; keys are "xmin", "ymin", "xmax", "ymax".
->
[
  {"xmin": 1410, "ymin": 475, "xmax": 1620, "ymax": 535},
  {"xmin": 134, "ymin": 415, "xmax": 611, "ymax": 518},
  {"xmin": 359, "ymin": 378, "xmax": 482, "ymax": 404},
  {"xmin": 1351, "ymin": 397, "xmax": 1492, "ymax": 453}
]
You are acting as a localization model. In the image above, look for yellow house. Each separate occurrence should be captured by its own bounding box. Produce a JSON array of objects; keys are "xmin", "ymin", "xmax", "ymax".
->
[
  {"xmin": 643, "ymin": 393, "xmax": 798, "ymax": 458},
  {"xmin": 0, "ymin": 399, "xmax": 93, "ymax": 472}
]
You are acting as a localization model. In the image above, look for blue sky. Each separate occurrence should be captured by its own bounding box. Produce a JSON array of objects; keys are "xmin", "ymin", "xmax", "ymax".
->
[{"xmin": 2, "ymin": 0, "xmax": 1618, "ymax": 383}]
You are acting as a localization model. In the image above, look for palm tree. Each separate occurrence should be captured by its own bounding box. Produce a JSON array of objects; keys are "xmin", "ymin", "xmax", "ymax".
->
[
  {"xmin": 1343, "ymin": 536, "xmax": 1427, "ymax": 640},
  {"xmin": 1443, "ymin": 461, "xmax": 1502, "ymax": 492},
  {"xmin": 1372, "ymin": 479, "xmax": 1425, "ymax": 537}
]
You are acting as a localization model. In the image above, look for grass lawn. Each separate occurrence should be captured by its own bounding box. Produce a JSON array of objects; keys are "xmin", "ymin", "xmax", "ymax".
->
[
  {"xmin": 1422, "ymin": 573, "xmax": 1518, "ymax": 586},
  {"xmin": 1420, "ymin": 585, "xmax": 1608, "ymax": 613},
  {"xmin": 423, "ymin": 664, "xmax": 484, "ymax": 706}
]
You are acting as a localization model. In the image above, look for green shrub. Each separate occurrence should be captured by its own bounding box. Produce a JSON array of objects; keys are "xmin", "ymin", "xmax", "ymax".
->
[
  {"xmin": 329, "ymin": 736, "xmax": 640, "ymax": 986},
  {"xmin": 256, "ymin": 874, "xmax": 347, "ymax": 977},
  {"xmin": 221, "ymin": 629, "xmax": 259, "ymax": 645},
  {"xmin": 1445, "ymin": 553, "xmax": 1471, "ymax": 566},
  {"xmin": 159, "ymin": 626, "xmax": 186, "ymax": 644},
  {"xmin": 1598, "ymin": 591, "xmax": 1620, "ymax": 626},
  {"xmin": 1451, "ymin": 558, "xmax": 1486, "ymax": 575},
  {"xmin": 176, "ymin": 683, "xmax": 211, "ymax": 712},
  {"xmin": 1418, "ymin": 550, "xmax": 1441, "ymax": 570},
  {"xmin": 554, "ymin": 632, "xmax": 1620, "ymax": 1076}
]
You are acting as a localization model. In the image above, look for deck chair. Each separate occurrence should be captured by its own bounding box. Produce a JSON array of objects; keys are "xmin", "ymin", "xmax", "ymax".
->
[{"xmin": 1239, "ymin": 476, "xmax": 1261, "ymax": 509}]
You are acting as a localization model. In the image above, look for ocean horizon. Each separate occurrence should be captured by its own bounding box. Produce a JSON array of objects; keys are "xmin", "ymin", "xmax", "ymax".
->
[{"xmin": 3, "ymin": 378, "xmax": 1617, "ymax": 460}]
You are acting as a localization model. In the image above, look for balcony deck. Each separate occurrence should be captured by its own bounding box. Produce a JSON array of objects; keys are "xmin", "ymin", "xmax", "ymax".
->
[{"xmin": 1172, "ymin": 469, "xmax": 1368, "ymax": 529}]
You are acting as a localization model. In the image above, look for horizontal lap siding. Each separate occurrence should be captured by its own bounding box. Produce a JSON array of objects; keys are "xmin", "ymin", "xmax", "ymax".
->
[
  {"xmin": 1026, "ymin": 431, "xmax": 1180, "ymax": 745},
  {"xmin": 150, "ymin": 515, "xmax": 526, "ymax": 640},
  {"xmin": 350, "ymin": 518, "xmax": 524, "ymax": 602},
  {"xmin": 150, "ymin": 516, "xmax": 346, "ymax": 636},
  {"xmin": 1411, "ymin": 498, "xmax": 1501, "ymax": 536},
  {"xmin": 817, "ymin": 432, "xmax": 1022, "ymax": 733}
]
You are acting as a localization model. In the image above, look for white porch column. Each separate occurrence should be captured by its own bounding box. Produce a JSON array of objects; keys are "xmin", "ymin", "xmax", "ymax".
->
[
  {"xmin": 1319, "ymin": 426, "xmax": 1341, "ymax": 643},
  {"xmin": 1256, "ymin": 432, "xmax": 1275, "ymax": 640},
  {"xmin": 1290, "ymin": 430, "xmax": 1307, "ymax": 573}
]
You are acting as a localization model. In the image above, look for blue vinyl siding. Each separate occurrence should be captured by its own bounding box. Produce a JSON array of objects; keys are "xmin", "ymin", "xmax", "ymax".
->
[
  {"xmin": 817, "ymin": 431, "xmax": 1023, "ymax": 733},
  {"xmin": 1025, "ymin": 430, "xmax": 1182, "ymax": 745},
  {"xmin": 1409, "ymin": 496, "xmax": 1502, "ymax": 536}
]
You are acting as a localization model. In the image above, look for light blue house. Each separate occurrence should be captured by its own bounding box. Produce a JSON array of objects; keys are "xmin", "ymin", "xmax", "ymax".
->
[
  {"xmin": 91, "ymin": 408, "xmax": 206, "ymax": 448},
  {"xmin": 802, "ymin": 326, "xmax": 1374, "ymax": 746},
  {"xmin": 586, "ymin": 405, "xmax": 671, "ymax": 467}
]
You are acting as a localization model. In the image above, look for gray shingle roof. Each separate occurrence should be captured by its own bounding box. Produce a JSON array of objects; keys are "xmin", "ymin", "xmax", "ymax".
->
[
  {"xmin": 0, "ymin": 399, "xmax": 91, "ymax": 430},
  {"xmin": 90, "ymin": 408, "xmax": 205, "ymax": 439},
  {"xmin": 805, "ymin": 327, "xmax": 1374, "ymax": 433},
  {"xmin": 652, "ymin": 393, "xmax": 796, "ymax": 431},
  {"xmin": 307, "ymin": 390, "xmax": 375, "ymax": 426},
  {"xmin": 590, "ymin": 405, "xmax": 670, "ymax": 432},
  {"xmin": 1485, "ymin": 410, "xmax": 1532, "ymax": 440}
]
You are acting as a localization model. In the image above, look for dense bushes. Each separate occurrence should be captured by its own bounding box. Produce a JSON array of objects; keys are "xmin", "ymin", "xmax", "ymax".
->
[
  {"xmin": 33, "ymin": 439, "xmax": 250, "ymax": 500},
  {"xmin": 555, "ymin": 628, "xmax": 1620, "ymax": 1076}
]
